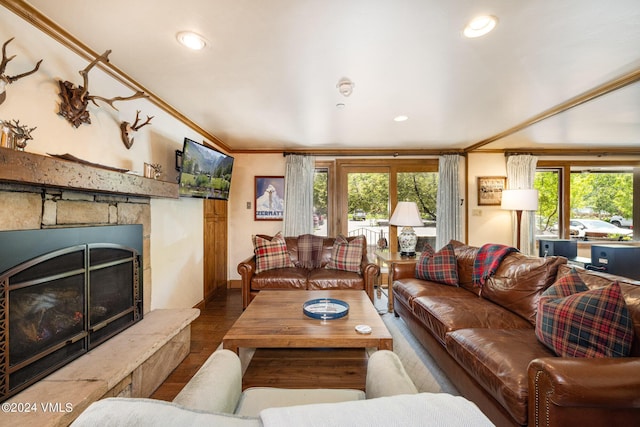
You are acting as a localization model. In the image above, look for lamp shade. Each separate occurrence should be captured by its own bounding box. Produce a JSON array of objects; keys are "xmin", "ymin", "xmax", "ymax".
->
[
  {"xmin": 389, "ymin": 201, "xmax": 423, "ymax": 227},
  {"xmin": 501, "ymin": 189, "xmax": 539, "ymax": 211}
]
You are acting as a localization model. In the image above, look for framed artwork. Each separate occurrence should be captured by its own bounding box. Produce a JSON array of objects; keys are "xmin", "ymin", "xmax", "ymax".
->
[
  {"xmin": 255, "ymin": 176, "xmax": 285, "ymax": 220},
  {"xmin": 477, "ymin": 176, "xmax": 507, "ymax": 206}
]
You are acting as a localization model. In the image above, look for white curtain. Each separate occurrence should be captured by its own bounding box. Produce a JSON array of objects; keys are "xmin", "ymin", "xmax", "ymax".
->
[
  {"xmin": 506, "ymin": 154, "xmax": 538, "ymax": 255},
  {"xmin": 282, "ymin": 154, "xmax": 315, "ymax": 236},
  {"xmin": 436, "ymin": 154, "xmax": 462, "ymax": 250}
]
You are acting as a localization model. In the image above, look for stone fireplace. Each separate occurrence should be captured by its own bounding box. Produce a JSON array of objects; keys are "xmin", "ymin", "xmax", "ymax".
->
[
  {"xmin": 0, "ymin": 149, "xmax": 198, "ymax": 425},
  {"xmin": 0, "ymin": 165, "xmax": 154, "ymax": 399},
  {"xmin": 1, "ymin": 225, "xmax": 143, "ymax": 402}
]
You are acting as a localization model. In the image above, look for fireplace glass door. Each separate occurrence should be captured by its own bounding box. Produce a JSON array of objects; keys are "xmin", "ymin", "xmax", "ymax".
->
[
  {"xmin": 0, "ymin": 225, "xmax": 142, "ymax": 402},
  {"xmin": 9, "ymin": 247, "xmax": 88, "ymax": 392}
]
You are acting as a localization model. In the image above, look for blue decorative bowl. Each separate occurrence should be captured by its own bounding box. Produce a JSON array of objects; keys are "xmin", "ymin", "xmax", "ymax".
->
[{"xmin": 303, "ymin": 298, "xmax": 349, "ymax": 320}]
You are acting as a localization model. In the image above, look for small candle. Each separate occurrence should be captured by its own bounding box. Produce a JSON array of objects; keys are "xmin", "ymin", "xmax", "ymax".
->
[{"xmin": 1, "ymin": 126, "xmax": 10, "ymax": 148}]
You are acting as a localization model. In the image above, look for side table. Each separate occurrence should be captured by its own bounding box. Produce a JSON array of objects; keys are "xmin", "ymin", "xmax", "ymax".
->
[{"xmin": 374, "ymin": 249, "xmax": 420, "ymax": 313}]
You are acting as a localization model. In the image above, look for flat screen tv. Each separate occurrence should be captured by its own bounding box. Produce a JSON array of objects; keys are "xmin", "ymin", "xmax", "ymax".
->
[{"xmin": 178, "ymin": 138, "xmax": 234, "ymax": 200}]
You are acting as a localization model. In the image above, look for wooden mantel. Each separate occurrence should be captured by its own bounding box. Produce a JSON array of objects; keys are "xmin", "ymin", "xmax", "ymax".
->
[{"xmin": 0, "ymin": 148, "xmax": 178, "ymax": 198}]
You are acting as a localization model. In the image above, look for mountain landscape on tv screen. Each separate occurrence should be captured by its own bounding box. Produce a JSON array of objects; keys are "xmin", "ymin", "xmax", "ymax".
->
[{"xmin": 179, "ymin": 141, "xmax": 233, "ymax": 199}]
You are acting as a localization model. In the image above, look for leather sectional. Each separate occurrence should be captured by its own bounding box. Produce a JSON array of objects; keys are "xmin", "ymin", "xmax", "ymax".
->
[{"xmin": 392, "ymin": 240, "xmax": 640, "ymax": 426}]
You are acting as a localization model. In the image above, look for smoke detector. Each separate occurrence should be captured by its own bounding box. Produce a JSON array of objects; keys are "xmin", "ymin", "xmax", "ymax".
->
[{"xmin": 337, "ymin": 78, "xmax": 355, "ymax": 97}]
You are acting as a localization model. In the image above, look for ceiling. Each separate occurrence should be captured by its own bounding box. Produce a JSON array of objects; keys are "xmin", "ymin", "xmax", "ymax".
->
[{"xmin": 22, "ymin": 0, "xmax": 640, "ymax": 153}]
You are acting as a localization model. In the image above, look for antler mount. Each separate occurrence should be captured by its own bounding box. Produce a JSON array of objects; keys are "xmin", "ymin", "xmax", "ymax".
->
[
  {"xmin": 0, "ymin": 37, "xmax": 43, "ymax": 105},
  {"xmin": 120, "ymin": 110, "xmax": 154, "ymax": 149},
  {"xmin": 57, "ymin": 50, "xmax": 147, "ymax": 128}
]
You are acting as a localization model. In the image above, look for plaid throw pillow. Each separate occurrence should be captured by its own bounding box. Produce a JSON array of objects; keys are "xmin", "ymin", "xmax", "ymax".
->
[
  {"xmin": 326, "ymin": 235, "xmax": 364, "ymax": 273},
  {"xmin": 536, "ymin": 271, "xmax": 634, "ymax": 357},
  {"xmin": 415, "ymin": 243, "xmax": 459, "ymax": 286},
  {"xmin": 253, "ymin": 232, "xmax": 294, "ymax": 274}
]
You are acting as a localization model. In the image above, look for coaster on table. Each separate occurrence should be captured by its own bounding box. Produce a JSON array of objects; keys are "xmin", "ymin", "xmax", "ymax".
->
[{"xmin": 355, "ymin": 324, "xmax": 372, "ymax": 334}]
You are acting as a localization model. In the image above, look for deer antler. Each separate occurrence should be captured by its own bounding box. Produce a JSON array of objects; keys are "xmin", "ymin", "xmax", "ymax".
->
[
  {"xmin": 89, "ymin": 90, "xmax": 148, "ymax": 111},
  {"xmin": 131, "ymin": 110, "xmax": 154, "ymax": 130},
  {"xmin": 6, "ymin": 119, "xmax": 36, "ymax": 140},
  {"xmin": 0, "ymin": 38, "xmax": 17, "ymax": 76},
  {"xmin": 81, "ymin": 50, "xmax": 148, "ymax": 110},
  {"xmin": 0, "ymin": 37, "xmax": 43, "ymax": 105},
  {"xmin": 77, "ymin": 49, "xmax": 111, "ymax": 103},
  {"xmin": 120, "ymin": 110, "xmax": 154, "ymax": 149},
  {"xmin": 57, "ymin": 49, "xmax": 148, "ymax": 127},
  {"xmin": 5, "ymin": 119, "xmax": 36, "ymax": 150}
]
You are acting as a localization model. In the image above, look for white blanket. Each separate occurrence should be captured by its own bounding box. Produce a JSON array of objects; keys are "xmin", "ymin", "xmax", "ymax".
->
[{"xmin": 260, "ymin": 393, "xmax": 494, "ymax": 427}]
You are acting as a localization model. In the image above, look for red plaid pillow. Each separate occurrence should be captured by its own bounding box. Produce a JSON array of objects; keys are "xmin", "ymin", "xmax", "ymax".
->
[
  {"xmin": 536, "ymin": 272, "xmax": 634, "ymax": 357},
  {"xmin": 415, "ymin": 243, "xmax": 459, "ymax": 286},
  {"xmin": 253, "ymin": 232, "xmax": 294, "ymax": 274},
  {"xmin": 540, "ymin": 268, "xmax": 588, "ymax": 298},
  {"xmin": 326, "ymin": 235, "xmax": 364, "ymax": 273}
]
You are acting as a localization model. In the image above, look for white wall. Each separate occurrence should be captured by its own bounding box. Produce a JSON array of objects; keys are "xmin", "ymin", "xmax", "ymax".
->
[
  {"xmin": 150, "ymin": 197, "xmax": 204, "ymax": 309},
  {"xmin": 466, "ymin": 153, "xmax": 513, "ymax": 247},
  {"xmin": 227, "ymin": 153, "xmax": 286, "ymax": 281},
  {"xmin": 0, "ymin": 7, "xmax": 211, "ymax": 309}
]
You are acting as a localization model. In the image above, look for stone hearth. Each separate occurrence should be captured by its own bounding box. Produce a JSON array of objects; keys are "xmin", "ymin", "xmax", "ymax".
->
[{"xmin": 3, "ymin": 309, "xmax": 199, "ymax": 427}]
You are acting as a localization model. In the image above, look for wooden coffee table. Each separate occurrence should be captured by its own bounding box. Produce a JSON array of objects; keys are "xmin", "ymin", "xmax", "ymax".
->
[{"xmin": 223, "ymin": 290, "xmax": 392, "ymax": 354}]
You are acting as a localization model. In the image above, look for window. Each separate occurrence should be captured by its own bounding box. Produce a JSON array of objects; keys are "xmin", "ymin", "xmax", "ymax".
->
[
  {"xmin": 535, "ymin": 162, "xmax": 638, "ymax": 248},
  {"xmin": 313, "ymin": 168, "xmax": 329, "ymax": 236},
  {"xmin": 570, "ymin": 168, "xmax": 632, "ymax": 223},
  {"xmin": 332, "ymin": 159, "xmax": 438, "ymax": 252},
  {"xmin": 397, "ymin": 172, "xmax": 438, "ymax": 250},
  {"xmin": 534, "ymin": 169, "xmax": 561, "ymax": 239},
  {"xmin": 346, "ymin": 170, "xmax": 389, "ymax": 249}
]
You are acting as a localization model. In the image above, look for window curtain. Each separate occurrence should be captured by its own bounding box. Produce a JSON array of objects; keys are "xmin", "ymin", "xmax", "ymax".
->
[
  {"xmin": 282, "ymin": 154, "xmax": 315, "ymax": 236},
  {"xmin": 436, "ymin": 154, "xmax": 462, "ymax": 250},
  {"xmin": 506, "ymin": 154, "xmax": 538, "ymax": 255}
]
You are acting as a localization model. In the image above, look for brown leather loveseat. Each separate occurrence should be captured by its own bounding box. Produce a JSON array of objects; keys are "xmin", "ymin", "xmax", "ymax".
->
[
  {"xmin": 238, "ymin": 234, "xmax": 379, "ymax": 309},
  {"xmin": 392, "ymin": 240, "xmax": 640, "ymax": 426}
]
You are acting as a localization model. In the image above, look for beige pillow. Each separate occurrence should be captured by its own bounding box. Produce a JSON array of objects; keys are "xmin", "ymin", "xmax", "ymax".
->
[{"xmin": 253, "ymin": 232, "xmax": 294, "ymax": 274}]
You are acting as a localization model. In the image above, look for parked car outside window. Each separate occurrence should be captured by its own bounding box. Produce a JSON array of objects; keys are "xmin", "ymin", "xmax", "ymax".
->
[
  {"xmin": 569, "ymin": 219, "xmax": 633, "ymax": 241},
  {"xmin": 609, "ymin": 215, "xmax": 633, "ymax": 229},
  {"xmin": 352, "ymin": 209, "xmax": 366, "ymax": 221}
]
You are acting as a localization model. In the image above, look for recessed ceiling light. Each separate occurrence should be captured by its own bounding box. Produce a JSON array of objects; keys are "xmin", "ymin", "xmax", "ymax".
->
[
  {"xmin": 394, "ymin": 115, "xmax": 408, "ymax": 122},
  {"xmin": 176, "ymin": 31, "xmax": 207, "ymax": 50},
  {"xmin": 463, "ymin": 15, "xmax": 498, "ymax": 38}
]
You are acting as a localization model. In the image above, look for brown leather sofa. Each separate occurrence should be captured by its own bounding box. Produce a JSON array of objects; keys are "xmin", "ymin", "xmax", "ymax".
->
[
  {"xmin": 392, "ymin": 240, "xmax": 640, "ymax": 427},
  {"xmin": 238, "ymin": 235, "xmax": 380, "ymax": 309}
]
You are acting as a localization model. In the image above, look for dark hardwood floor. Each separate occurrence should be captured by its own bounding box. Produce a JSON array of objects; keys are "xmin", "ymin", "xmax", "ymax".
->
[{"xmin": 150, "ymin": 288, "xmax": 244, "ymax": 401}]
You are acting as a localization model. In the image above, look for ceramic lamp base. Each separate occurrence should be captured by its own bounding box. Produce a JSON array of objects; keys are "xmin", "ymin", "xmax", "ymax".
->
[{"xmin": 398, "ymin": 226, "xmax": 417, "ymax": 257}]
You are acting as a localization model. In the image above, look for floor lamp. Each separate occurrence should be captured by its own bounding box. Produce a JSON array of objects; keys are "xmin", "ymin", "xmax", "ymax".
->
[{"xmin": 501, "ymin": 189, "xmax": 539, "ymax": 250}]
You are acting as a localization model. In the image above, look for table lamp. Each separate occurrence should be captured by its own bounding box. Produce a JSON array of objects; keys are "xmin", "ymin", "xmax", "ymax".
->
[
  {"xmin": 389, "ymin": 201, "xmax": 423, "ymax": 257},
  {"xmin": 501, "ymin": 189, "xmax": 539, "ymax": 250}
]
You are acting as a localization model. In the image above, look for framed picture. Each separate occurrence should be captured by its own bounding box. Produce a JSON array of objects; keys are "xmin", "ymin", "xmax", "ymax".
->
[
  {"xmin": 255, "ymin": 176, "xmax": 285, "ymax": 220},
  {"xmin": 477, "ymin": 176, "xmax": 507, "ymax": 206}
]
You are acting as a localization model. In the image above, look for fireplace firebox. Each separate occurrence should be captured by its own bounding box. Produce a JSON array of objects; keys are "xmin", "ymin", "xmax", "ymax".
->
[{"xmin": 0, "ymin": 225, "xmax": 143, "ymax": 402}]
